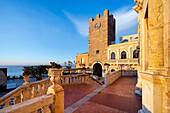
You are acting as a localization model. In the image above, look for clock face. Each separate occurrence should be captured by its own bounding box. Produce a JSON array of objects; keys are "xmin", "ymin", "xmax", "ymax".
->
[{"xmin": 94, "ymin": 22, "xmax": 101, "ymax": 29}]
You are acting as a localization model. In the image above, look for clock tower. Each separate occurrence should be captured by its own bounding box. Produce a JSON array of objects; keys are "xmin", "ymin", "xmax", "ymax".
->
[{"xmin": 88, "ymin": 9, "xmax": 115, "ymax": 76}]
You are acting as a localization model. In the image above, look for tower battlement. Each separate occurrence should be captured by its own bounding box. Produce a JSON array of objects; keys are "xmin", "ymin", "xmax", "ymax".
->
[{"xmin": 89, "ymin": 9, "xmax": 114, "ymax": 22}]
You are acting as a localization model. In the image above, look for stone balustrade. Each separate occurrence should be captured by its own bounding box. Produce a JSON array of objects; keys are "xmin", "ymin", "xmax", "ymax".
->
[
  {"xmin": 59, "ymin": 74, "xmax": 102, "ymax": 86},
  {"xmin": 0, "ymin": 68, "xmax": 102, "ymax": 113},
  {"xmin": 121, "ymin": 70, "xmax": 137, "ymax": 76},
  {"xmin": 0, "ymin": 78, "xmax": 51, "ymax": 109},
  {"xmin": 0, "ymin": 94, "xmax": 54, "ymax": 113},
  {"xmin": 109, "ymin": 58, "xmax": 138, "ymax": 64},
  {"xmin": 107, "ymin": 70, "xmax": 121, "ymax": 85}
]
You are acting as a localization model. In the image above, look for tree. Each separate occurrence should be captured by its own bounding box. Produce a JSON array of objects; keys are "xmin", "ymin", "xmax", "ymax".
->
[
  {"xmin": 64, "ymin": 60, "xmax": 73, "ymax": 74},
  {"xmin": 24, "ymin": 65, "xmax": 50, "ymax": 81}
]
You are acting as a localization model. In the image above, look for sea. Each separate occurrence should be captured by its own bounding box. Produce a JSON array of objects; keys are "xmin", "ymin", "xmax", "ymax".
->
[
  {"xmin": 0, "ymin": 65, "xmax": 24, "ymax": 77},
  {"xmin": 0, "ymin": 65, "xmax": 76, "ymax": 78}
]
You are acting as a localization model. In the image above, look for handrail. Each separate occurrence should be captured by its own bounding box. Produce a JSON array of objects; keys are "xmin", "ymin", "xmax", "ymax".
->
[
  {"xmin": 0, "ymin": 95, "xmax": 54, "ymax": 113},
  {"xmin": 0, "ymin": 78, "xmax": 51, "ymax": 109}
]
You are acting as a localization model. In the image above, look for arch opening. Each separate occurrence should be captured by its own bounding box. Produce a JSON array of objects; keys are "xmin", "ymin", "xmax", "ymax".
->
[
  {"xmin": 121, "ymin": 51, "xmax": 127, "ymax": 59},
  {"xmin": 93, "ymin": 63, "xmax": 102, "ymax": 77}
]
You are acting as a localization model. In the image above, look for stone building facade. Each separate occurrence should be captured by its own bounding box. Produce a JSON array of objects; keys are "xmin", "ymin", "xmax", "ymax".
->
[
  {"xmin": 76, "ymin": 52, "xmax": 88, "ymax": 68},
  {"xmin": 76, "ymin": 9, "xmax": 139, "ymax": 77},
  {"xmin": 134, "ymin": 0, "xmax": 170, "ymax": 112},
  {"xmin": 108, "ymin": 35, "xmax": 139, "ymax": 71}
]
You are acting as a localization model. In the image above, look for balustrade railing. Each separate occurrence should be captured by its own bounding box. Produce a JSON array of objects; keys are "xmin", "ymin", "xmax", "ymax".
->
[
  {"xmin": 59, "ymin": 74, "xmax": 102, "ymax": 86},
  {"xmin": 0, "ymin": 78, "xmax": 51, "ymax": 109},
  {"xmin": 109, "ymin": 58, "xmax": 138, "ymax": 64},
  {"xmin": 0, "ymin": 95, "xmax": 54, "ymax": 113},
  {"xmin": 0, "ymin": 68, "xmax": 102, "ymax": 112}
]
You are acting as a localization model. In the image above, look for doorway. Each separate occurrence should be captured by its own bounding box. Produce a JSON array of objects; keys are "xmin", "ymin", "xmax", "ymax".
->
[{"xmin": 93, "ymin": 63, "xmax": 102, "ymax": 77}]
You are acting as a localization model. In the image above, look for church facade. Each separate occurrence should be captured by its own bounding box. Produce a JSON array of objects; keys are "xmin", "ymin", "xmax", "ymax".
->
[{"xmin": 76, "ymin": 9, "xmax": 139, "ymax": 77}]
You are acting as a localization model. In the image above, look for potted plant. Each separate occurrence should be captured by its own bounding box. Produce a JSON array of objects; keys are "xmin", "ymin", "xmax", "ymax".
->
[{"xmin": 22, "ymin": 67, "xmax": 31, "ymax": 85}]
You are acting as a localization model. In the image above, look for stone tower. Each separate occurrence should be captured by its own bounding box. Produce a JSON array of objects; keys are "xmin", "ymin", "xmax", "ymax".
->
[{"xmin": 88, "ymin": 9, "xmax": 116, "ymax": 68}]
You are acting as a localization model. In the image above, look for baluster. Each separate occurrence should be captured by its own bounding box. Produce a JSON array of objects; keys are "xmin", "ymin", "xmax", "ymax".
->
[
  {"xmin": 60, "ymin": 77, "xmax": 64, "ymax": 85},
  {"xmin": 4, "ymin": 99, "xmax": 11, "ymax": 108},
  {"xmin": 82, "ymin": 76, "xmax": 85, "ymax": 82},
  {"xmin": 84, "ymin": 76, "xmax": 86, "ymax": 83},
  {"xmin": 79, "ymin": 76, "xmax": 81, "ymax": 83},
  {"xmin": 72, "ymin": 76, "xmax": 75, "ymax": 84},
  {"xmin": 24, "ymin": 85, "xmax": 31, "ymax": 101},
  {"xmin": 65, "ymin": 77, "xmax": 69, "ymax": 85},
  {"xmin": 42, "ymin": 83, "xmax": 45, "ymax": 95},
  {"xmin": 75, "ymin": 77, "xmax": 78, "ymax": 84},
  {"xmin": 38, "ymin": 84, "xmax": 43, "ymax": 96},
  {"xmin": 32, "ymin": 86, "xmax": 37, "ymax": 98},
  {"xmin": 77, "ymin": 76, "xmax": 80, "ymax": 83},
  {"xmin": 14, "ymin": 95, "xmax": 21, "ymax": 104},
  {"xmin": 70, "ymin": 76, "xmax": 72, "ymax": 84},
  {"xmin": 42, "ymin": 105, "xmax": 51, "ymax": 113}
]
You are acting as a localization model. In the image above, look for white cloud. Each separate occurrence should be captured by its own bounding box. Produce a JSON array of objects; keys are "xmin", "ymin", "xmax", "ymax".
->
[
  {"xmin": 113, "ymin": 6, "xmax": 138, "ymax": 37},
  {"xmin": 63, "ymin": 6, "xmax": 138, "ymax": 39},
  {"xmin": 63, "ymin": 10, "xmax": 88, "ymax": 37}
]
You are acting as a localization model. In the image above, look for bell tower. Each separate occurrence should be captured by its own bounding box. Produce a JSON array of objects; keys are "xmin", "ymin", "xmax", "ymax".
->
[{"xmin": 88, "ymin": 9, "xmax": 116, "ymax": 67}]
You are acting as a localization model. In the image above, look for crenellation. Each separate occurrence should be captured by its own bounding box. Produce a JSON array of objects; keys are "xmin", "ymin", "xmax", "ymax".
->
[
  {"xmin": 96, "ymin": 14, "xmax": 100, "ymax": 19},
  {"xmin": 89, "ymin": 18, "xmax": 94, "ymax": 22},
  {"xmin": 104, "ymin": 9, "xmax": 109, "ymax": 16},
  {"xmin": 90, "ymin": 9, "xmax": 112, "ymax": 22}
]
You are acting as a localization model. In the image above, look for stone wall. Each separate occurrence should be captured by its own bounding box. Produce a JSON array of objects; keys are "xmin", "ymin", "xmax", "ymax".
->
[{"xmin": 134, "ymin": 0, "xmax": 170, "ymax": 112}]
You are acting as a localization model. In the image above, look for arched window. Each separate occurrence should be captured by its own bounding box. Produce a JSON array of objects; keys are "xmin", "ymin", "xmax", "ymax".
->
[
  {"xmin": 111, "ymin": 52, "xmax": 116, "ymax": 59},
  {"xmin": 121, "ymin": 39, "xmax": 128, "ymax": 43},
  {"xmin": 121, "ymin": 51, "xmax": 126, "ymax": 59},
  {"xmin": 133, "ymin": 50, "xmax": 139, "ymax": 58}
]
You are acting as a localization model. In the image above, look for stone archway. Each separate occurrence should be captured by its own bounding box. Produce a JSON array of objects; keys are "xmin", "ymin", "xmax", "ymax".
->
[{"xmin": 93, "ymin": 63, "xmax": 102, "ymax": 77}]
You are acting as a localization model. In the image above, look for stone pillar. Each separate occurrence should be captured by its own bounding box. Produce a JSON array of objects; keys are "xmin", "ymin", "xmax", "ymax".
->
[
  {"xmin": 117, "ymin": 48, "xmax": 120, "ymax": 59},
  {"xmin": 47, "ymin": 68, "xmax": 64, "ymax": 113}
]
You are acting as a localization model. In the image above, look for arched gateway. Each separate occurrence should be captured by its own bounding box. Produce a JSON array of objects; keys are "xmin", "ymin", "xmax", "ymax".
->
[{"xmin": 93, "ymin": 63, "xmax": 102, "ymax": 77}]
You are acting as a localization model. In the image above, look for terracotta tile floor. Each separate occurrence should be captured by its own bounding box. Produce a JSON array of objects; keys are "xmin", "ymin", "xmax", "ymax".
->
[
  {"xmin": 64, "ymin": 84, "xmax": 98, "ymax": 108},
  {"xmin": 74, "ymin": 77, "xmax": 142, "ymax": 113}
]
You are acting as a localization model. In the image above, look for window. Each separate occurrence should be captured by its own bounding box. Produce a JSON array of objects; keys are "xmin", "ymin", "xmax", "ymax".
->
[
  {"xmin": 121, "ymin": 51, "xmax": 127, "ymax": 59},
  {"xmin": 111, "ymin": 52, "xmax": 116, "ymax": 59},
  {"xmin": 130, "ymin": 37, "xmax": 132, "ymax": 41},
  {"xmin": 81, "ymin": 58, "xmax": 84, "ymax": 64},
  {"xmin": 96, "ymin": 50, "xmax": 99, "ymax": 54},
  {"xmin": 121, "ymin": 39, "xmax": 128, "ymax": 43},
  {"xmin": 133, "ymin": 50, "xmax": 139, "ymax": 58}
]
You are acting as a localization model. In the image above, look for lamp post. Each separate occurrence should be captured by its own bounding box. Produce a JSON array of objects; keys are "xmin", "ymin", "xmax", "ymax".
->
[{"xmin": 104, "ymin": 63, "xmax": 110, "ymax": 86}]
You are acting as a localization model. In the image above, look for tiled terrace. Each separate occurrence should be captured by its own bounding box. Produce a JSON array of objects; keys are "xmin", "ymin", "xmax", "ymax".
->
[
  {"xmin": 64, "ymin": 84, "xmax": 99, "ymax": 108},
  {"xmin": 65, "ymin": 77, "xmax": 142, "ymax": 113}
]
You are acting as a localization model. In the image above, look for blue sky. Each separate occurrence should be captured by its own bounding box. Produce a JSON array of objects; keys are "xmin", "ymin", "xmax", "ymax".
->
[{"xmin": 0, "ymin": 0, "xmax": 138, "ymax": 65}]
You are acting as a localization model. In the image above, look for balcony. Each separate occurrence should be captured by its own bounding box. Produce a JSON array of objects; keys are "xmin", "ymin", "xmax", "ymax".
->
[{"xmin": 108, "ymin": 58, "xmax": 138, "ymax": 64}]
